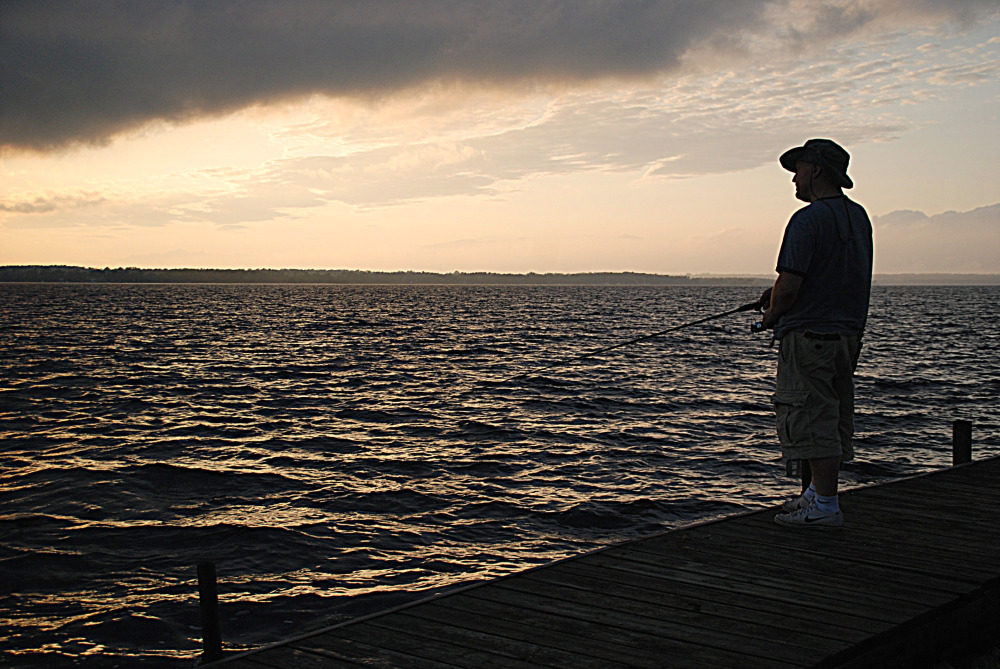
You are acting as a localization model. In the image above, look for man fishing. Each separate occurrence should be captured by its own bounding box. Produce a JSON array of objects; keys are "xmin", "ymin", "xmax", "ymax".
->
[{"xmin": 758, "ymin": 139, "xmax": 874, "ymax": 529}]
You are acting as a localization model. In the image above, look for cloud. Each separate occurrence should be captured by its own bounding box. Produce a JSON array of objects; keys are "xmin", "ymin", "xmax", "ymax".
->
[
  {"xmin": 3, "ymin": 0, "xmax": 995, "ymax": 153},
  {"xmin": 0, "ymin": 191, "xmax": 206, "ymax": 230},
  {"xmin": 3, "ymin": 29, "xmax": 987, "ymax": 226},
  {"xmin": 0, "ymin": 192, "xmax": 105, "ymax": 214},
  {"xmin": 874, "ymin": 204, "xmax": 1000, "ymax": 273},
  {"xmin": 218, "ymin": 51, "xmax": 933, "ymax": 209}
]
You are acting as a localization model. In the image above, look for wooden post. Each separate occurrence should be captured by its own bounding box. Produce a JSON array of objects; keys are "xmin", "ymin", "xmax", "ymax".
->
[
  {"xmin": 953, "ymin": 420, "xmax": 972, "ymax": 466},
  {"xmin": 785, "ymin": 459, "xmax": 812, "ymax": 492},
  {"xmin": 197, "ymin": 561, "xmax": 223, "ymax": 664}
]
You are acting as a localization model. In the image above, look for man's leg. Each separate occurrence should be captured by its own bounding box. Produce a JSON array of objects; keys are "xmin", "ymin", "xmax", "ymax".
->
[{"xmin": 809, "ymin": 456, "xmax": 840, "ymax": 497}]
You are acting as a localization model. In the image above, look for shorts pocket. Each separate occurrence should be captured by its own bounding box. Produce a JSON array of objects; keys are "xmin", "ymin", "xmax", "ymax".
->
[
  {"xmin": 799, "ymin": 334, "xmax": 838, "ymax": 371},
  {"xmin": 772, "ymin": 389, "xmax": 810, "ymax": 448}
]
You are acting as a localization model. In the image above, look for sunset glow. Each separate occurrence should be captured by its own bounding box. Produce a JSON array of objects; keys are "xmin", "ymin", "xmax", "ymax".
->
[{"xmin": 2, "ymin": 1, "xmax": 998, "ymax": 275}]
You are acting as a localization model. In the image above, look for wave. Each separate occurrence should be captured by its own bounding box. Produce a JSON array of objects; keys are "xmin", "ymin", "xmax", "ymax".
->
[{"xmin": 2, "ymin": 283, "xmax": 998, "ymax": 666}]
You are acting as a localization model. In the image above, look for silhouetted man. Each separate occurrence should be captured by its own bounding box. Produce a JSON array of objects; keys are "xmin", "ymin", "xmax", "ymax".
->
[{"xmin": 759, "ymin": 139, "xmax": 873, "ymax": 529}]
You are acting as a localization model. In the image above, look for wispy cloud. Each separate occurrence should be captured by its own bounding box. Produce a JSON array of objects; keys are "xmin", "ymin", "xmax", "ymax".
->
[
  {"xmin": 207, "ymin": 30, "xmax": 995, "ymax": 209},
  {"xmin": 0, "ymin": 192, "xmax": 105, "ymax": 214}
]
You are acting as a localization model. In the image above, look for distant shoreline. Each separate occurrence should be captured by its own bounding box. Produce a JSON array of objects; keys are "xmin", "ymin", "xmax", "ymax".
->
[{"xmin": 1, "ymin": 265, "xmax": 998, "ymax": 286}]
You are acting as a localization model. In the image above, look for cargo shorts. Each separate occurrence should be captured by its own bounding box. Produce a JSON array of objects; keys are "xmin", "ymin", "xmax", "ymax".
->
[{"xmin": 772, "ymin": 330, "xmax": 862, "ymax": 462}]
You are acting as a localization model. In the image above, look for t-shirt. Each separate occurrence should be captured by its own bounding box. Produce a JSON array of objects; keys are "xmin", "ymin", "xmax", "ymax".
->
[{"xmin": 774, "ymin": 196, "xmax": 874, "ymax": 338}]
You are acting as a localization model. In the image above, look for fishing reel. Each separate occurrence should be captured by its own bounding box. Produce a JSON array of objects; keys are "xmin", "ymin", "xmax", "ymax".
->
[{"xmin": 750, "ymin": 287, "xmax": 771, "ymax": 334}]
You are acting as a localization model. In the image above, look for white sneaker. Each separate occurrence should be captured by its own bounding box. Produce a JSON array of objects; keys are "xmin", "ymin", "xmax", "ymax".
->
[
  {"xmin": 774, "ymin": 502, "xmax": 843, "ymax": 529},
  {"xmin": 780, "ymin": 492, "xmax": 812, "ymax": 512}
]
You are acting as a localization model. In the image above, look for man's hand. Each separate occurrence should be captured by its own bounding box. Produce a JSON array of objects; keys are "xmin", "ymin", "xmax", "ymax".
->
[
  {"xmin": 760, "ymin": 273, "xmax": 803, "ymax": 330},
  {"xmin": 758, "ymin": 287, "xmax": 773, "ymax": 311}
]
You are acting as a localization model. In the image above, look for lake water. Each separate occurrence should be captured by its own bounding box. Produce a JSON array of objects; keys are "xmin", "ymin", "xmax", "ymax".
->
[{"xmin": 2, "ymin": 283, "xmax": 998, "ymax": 667}]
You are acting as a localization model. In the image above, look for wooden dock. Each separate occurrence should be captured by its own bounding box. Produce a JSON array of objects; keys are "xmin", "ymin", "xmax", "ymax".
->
[{"xmin": 205, "ymin": 456, "xmax": 1000, "ymax": 668}]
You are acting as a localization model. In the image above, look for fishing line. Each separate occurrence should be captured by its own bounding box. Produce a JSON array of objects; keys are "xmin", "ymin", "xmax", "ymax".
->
[{"xmin": 503, "ymin": 299, "xmax": 763, "ymax": 383}]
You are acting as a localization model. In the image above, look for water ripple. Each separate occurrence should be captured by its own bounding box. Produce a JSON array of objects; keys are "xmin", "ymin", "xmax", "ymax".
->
[{"xmin": 1, "ymin": 283, "xmax": 998, "ymax": 666}]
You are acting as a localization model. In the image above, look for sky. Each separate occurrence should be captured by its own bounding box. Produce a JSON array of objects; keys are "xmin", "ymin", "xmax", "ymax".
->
[{"xmin": 2, "ymin": 0, "xmax": 998, "ymax": 275}]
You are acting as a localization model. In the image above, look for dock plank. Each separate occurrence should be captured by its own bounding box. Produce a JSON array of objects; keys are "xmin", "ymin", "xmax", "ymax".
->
[
  {"xmin": 406, "ymin": 598, "xmax": 671, "ymax": 668},
  {"xmin": 489, "ymin": 573, "xmax": 845, "ymax": 658},
  {"xmin": 370, "ymin": 610, "xmax": 603, "ymax": 669},
  {"xmin": 643, "ymin": 529, "xmax": 978, "ymax": 597},
  {"xmin": 545, "ymin": 559, "xmax": 879, "ymax": 638},
  {"xmin": 623, "ymin": 534, "xmax": 974, "ymax": 605},
  {"xmin": 698, "ymin": 520, "xmax": 1000, "ymax": 582},
  {"xmin": 583, "ymin": 548, "xmax": 927, "ymax": 622},
  {"xmin": 293, "ymin": 622, "xmax": 497, "ymax": 669},
  {"xmin": 734, "ymin": 505, "xmax": 1000, "ymax": 564},
  {"xmin": 205, "ymin": 455, "xmax": 1000, "ymax": 669},
  {"xmin": 225, "ymin": 646, "xmax": 363, "ymax": 669},
  {"xmin": 431, "ymin": 590, "xmax": 798, "ymax": 669}
]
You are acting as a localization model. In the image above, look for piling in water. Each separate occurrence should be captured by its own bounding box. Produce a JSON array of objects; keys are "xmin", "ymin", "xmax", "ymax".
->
[
  {"xmin": 953, "ymin": 419, "xmax": 973, "ymax": 465},
  {"xmin": 197, "ymin": 561, "xmax": 223, "ymax": 664}
]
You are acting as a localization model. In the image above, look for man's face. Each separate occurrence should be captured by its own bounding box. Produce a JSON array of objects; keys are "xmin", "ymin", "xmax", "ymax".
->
[{"xmin": 792, "ymin": 160, "xmax": 817, "ymax": 202}]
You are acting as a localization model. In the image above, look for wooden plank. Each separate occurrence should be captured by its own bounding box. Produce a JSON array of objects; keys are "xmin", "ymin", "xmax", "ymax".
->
[
  {"xmin": 846, "ymin": 492, "xmax": 1000, "ymax": 532},
  {"xmin": 835, "ymin": 515, "xmax": 1000, "ymax": 563},
  {"xmin": 850, "ymin": 475, "xmax": 1000, "ymax": 504},
  {"xmin": 431, "ymin": 592, "xmax": 800, "ymax": 669},
  {"xmin": 600, "ymin": 541, "xmax": 942, "ymax": 615},
  {"xmin": 713, "ymin": 519, "xmax": 998, "ymax": 581},
  {"xmin": 729, "ymin": 508, "xmax": 1000, "ymax": 564},
  {"xmin": 652, "ymin": 526, "xmax": 979, "ymax": 595},
  {"xmin": 491, "ymin": 569, "xmax": 849, "ymax": 658},
  {"xmin": 897, "ymin": 461, "xmax": 1000, "ymax": 485},
  {"xmin": 717, "ymin": 509, "xmax": 1000, "ymax": 571},
  {"xmin": 624, "ymin": 533, "xmax": 974, "ymax": 605},
  {"xmin": 845, "ymin": 518, "xmax": 1000, "ymax": 559},
  {"xmin": 696, "ymin": 519, "xmax": 1000, "ymax": 583},
  {"xmin": 292, "ymin": 629, "xmax": 462, "ymax": 669},
  {"xmin": 225, "ymin": 646, "xmax": 360, "ymax": 668},
  {"xmin": 847, "ymin": 486, "xmax": 1000, "ymax": 529},
  {"xmin": 365, "ymin": 613, "xmax": 560, "ymax": 669},
  {"xmin": 906, "ymin": 458, "xmax": 1000, "ymax": 477},
  {"xmin": 854, "ymin": 475, "xmax": 1000, "ymax": 503},
  {"xmin": 945, "ymin": 470, "xmax": 1000, "ymax": 487},
  {"xmin": 404, "ymin": 599, "xmax": 666, "ymax": 669},
  {"xmin": 576, "ymin": 549, "xmax": 918, "ymax": 624},
  {"xmin": 212, "ymin": 657, "xmax": 305, "ymax": 669},
  {"xmin": 546, "ymin": 559, "xmax": 879, "ymax": 638},
  {"xmin": 297, "ymin": 620, "xmax": 517, "ymax": 669},
  {"xmin": 378, "ymin": 611, "xmax": 605, "ymax": 668}
]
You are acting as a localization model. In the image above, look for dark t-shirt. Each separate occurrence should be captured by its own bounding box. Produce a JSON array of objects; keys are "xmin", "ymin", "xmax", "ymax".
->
[{"xmin": 774, "ymin": 196, "xmax": 874, "ymax": 338}]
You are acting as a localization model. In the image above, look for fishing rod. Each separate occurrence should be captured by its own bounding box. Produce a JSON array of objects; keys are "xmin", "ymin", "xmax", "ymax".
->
[{"xmin": 504, "ymin": 298, "xmax": 764, "ymax": 382}]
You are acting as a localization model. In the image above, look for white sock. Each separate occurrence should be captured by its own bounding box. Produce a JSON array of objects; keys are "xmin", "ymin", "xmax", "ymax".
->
[
  {"xmin": 814, "ymin": 493, "xmax": 839, "ymax": 514},
  {"xmin": 803, "ymin": 482, "xmax": 817, "ymax": 502}
]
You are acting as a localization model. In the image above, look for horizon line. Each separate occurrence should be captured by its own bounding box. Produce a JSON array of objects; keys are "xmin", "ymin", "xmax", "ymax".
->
[{"xmin": 2, "ymin": 264, "xmax": 999, "ymax": 277}]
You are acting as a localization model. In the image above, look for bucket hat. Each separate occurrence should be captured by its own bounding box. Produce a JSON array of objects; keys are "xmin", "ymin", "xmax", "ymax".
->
[{"xmin": 779, "ymin": 139, "xmax": 853, "ymax": 189}]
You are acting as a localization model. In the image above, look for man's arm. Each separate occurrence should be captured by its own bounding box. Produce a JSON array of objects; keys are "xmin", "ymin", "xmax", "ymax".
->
[{"xmin": 761, "ymin": 271, "xmax": 803, "ymax": 329}]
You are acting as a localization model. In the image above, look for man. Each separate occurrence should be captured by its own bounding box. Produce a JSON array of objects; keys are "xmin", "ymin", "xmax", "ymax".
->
[{"xmin": 759, "ymin": 138, "xmax": 873, "ymax": 529}]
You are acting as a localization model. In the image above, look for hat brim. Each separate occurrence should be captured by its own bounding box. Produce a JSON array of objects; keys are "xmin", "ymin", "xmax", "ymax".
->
[
  {"xmin": 779, "ymin": 146, "xmax": 853, "ymax": 189},
  {"xmin": 779, "ymin": 147, "xmax": 812, "ymax": 173}
]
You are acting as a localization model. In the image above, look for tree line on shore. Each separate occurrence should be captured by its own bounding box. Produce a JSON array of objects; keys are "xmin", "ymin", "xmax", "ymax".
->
[
  {"xmin": 0, "ymin": 265, "xmax": 769, "ymax": 286},
  {"xmin": 3, "ymin": 265, "xmax": 996, "ymax": 285}
]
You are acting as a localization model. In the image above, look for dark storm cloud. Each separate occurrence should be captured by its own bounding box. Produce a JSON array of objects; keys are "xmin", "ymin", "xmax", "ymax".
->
[
  {"xmin": 0, "ymin": 0, "xmax": 762, "ymax": 152},
  {"xmin": 2, "ymin": 0, "xmax": 995, "ymax": 153}
]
